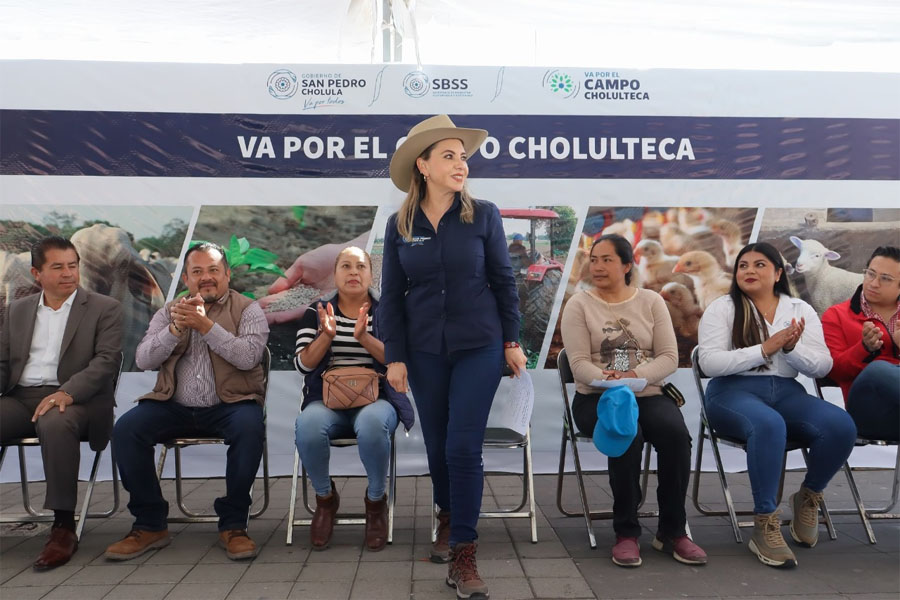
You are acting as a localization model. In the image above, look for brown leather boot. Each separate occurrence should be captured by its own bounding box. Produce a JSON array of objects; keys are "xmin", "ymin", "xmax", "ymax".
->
[
  {"xmin": 364, "ymin": 491, "xmax": 388, "ymax": 552},
  {"xmin": 447, "ymin": 542, "xmax": 489, "ymax": 599},
  {"xmin": 310, "ymin": 481, "xmax": 340, "ymax": 550},
  {"xmin": 431, "ymin": 510, "xmax": 451, "ymax": 563}
]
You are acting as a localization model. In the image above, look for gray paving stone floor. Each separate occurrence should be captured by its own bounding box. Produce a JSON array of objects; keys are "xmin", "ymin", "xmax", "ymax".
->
[{"xmin": 1, "ymin": 470, "xmax": 898, "ymax": 599}]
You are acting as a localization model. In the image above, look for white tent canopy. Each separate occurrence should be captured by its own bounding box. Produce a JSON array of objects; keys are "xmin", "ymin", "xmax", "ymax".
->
[{"xmin": 2, "ymin": 0, "xmax": 899, "ymax": 71}]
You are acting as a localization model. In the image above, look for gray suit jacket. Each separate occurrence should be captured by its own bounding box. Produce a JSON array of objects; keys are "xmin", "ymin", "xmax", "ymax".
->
[{"xmin": 1, "ymin": 287, "xmax": 123, "ymax": 450}]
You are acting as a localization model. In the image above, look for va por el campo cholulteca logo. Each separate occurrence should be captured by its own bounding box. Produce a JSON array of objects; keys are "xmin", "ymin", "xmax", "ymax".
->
[
  {"xmin": 543, "ymin": 69, "xmax": 579, "ymax": 99},
  {"xmin": 403, "ymin": 71, "xmax": 430, "ymax": 98},
  {"xmin": 268, "ymin": 69, "xmax": 298, "ymax": 99}
]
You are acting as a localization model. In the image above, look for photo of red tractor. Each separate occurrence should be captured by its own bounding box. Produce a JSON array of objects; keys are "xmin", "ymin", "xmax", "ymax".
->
[{"xmin": 500, "ymin": 208, "xmax": 571, "ymax": 361}]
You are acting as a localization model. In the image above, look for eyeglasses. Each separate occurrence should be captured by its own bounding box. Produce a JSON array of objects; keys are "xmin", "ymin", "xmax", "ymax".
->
[{"xmin": 863, "ymin": 268, "xmax": 899, "ymax": 285}]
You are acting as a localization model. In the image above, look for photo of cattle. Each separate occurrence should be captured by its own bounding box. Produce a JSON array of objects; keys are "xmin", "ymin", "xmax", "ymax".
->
[
  {"xmin": 757, "ymin": 207, "xmax": 900, "ymax": 316},
  {"xmin": 544, "ymin": 206, "xmax": 758, "ymax": 368},
  {"xmin": 0, "ymin": 205, "xmax": 192, "ymax": 371}
]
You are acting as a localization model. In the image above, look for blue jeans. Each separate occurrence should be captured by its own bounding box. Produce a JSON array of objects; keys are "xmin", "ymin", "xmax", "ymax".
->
[
  {"xmin": 705, "ymin": 375, "xmax": 856, "ymax": 514},
  {"xmin": 847, "ymin": 361, "xmax": 900, "ymax": 441},
  {"xmin": 113, "ymin": 400, "xmax": 265, "ymax": 532},
  {"xmin": 406, "ymin": 343, "xmax": 504, "ymax": 546},
  {"xmin": 295, "ymin": 399, "xmax": 399, "ymax": 500}
]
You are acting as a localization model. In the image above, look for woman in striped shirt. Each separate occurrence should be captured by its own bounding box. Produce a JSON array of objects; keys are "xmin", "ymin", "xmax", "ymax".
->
[{"xmin": 293, "ymin": 246, "xmax": 414, "ymax": 552}]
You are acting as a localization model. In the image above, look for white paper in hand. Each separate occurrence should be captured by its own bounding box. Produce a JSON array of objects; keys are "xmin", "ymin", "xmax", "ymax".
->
[
  {"xmin": 589, "ymin": 378, "xmax": 648, "ymax": 393},
  {"xmin": 485, "ymin": 371, "xmax": 534, "ymax": 436}
]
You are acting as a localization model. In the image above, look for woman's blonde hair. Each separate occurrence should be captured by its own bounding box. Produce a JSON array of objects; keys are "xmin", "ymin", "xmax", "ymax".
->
[{"xmin": 396, "ymin": 140, "xmax": 474, "ymax": 241}]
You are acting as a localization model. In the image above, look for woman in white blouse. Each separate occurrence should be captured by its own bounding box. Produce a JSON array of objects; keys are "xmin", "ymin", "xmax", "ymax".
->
[{"xmin": 698, "ymin": 242, "xmax": 856, "ymax": 569}]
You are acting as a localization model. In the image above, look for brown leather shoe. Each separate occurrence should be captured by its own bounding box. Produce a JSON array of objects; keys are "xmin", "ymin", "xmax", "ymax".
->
[
  {"xmin": 33, "ymin": 526, "xmax": 78, "ymax": 571},
  {"xmin": 310, "ymin": 481, "xmax": 340, "ymax": 550},
  {"xmin": 219, "ymin": 529, "xmax": 259, "ymax": 560},
  {"xmin": 431, "ymin": 510, "xmax": 451, "ymax": 563},
  {"xmin": 105, "ymin": 529, "xmax": 171, "ymax": 561},
  {"xmin": 364, "ymin": 492, "xmax": 388, "ymax": 552}
]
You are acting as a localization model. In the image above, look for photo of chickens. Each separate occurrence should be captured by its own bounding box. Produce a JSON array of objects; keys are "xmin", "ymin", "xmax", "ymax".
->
[{"xmin": 544, "ymin": 206, "xmax": 758, "ymax": 368}]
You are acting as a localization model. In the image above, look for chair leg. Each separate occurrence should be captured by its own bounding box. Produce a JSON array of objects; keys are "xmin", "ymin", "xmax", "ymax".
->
[
  {"xmin": 286, "ymin": 449, "xmax": 301, "ymax": 545},
  {"xmin": 387, "ymin": 432, "xmax": 396, "ymax": 545},
  {"xmin": 156, "ymin": 445, "xmax": 168, "ymax": 480},
  {"xmin": 868, "ymin": 446, "xmax": 900, "ymax": 517},
  {"xmin": 843, "ymin": 462, "xmax": 876, "ymax": 543},
  {"xmin": 637, "ymin": 443, "xmax": 651, "ymax": 510},
  {"xmin": 568, "ymin": 429, "xmax": 598, "ymax": 549},
  {"xmin": 524, "ymin": 431, "xmax": 538, "ymax": 544},
  {"xmin": 249, "ymin": 438, "xmax": 269, "ymax": 519},
  {"xmin": 711, "ymin": 431, "xmax": 743, "ymax": 543},
  {"xmin": 75, "ymin": 449, "xmax": 103, "ymax": 540},
  {"xmin": 18, "ymin": 445, "xmax": 51, "ymax": 518}
]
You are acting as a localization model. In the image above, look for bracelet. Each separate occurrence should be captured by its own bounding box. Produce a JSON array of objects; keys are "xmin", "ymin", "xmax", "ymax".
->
[
  {"xmin": 760, "ymin": 344, "xmax": 771, "ymax": 362},
  {"xmin": 172, "ymin": 322, "xmax": 184, "ymax": 334},
  {"xmin": 503, "ymin": 341, "xmax": 520, "ymax": 349}
]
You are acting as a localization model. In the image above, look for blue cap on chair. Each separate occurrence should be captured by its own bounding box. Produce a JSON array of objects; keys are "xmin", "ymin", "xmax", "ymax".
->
[{"xmin": 593, "ymin": 385, "xmax": 639, "ymax": 458}]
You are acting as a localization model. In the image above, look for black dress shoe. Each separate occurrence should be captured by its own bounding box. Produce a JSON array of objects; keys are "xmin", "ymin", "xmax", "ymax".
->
[{"xmin": 33, "ymin": 526, "xmax": 78, "ymax": 571}]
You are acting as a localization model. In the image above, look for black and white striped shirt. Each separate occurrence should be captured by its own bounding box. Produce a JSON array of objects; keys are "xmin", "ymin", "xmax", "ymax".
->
[{"xmin": 294, "ymin": 303, "xmax": 375, "ymax": 374}]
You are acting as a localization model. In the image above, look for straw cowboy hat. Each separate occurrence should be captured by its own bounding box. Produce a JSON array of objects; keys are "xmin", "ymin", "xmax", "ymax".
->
[{"xmin": 389, "ymin": 115, "xmax": 488, "ymax": 192}]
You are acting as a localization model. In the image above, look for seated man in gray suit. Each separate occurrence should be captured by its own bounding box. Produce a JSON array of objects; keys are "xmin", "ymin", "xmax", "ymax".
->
[{"xmin": 1, "ymin": 236, "xmax": 123, "ymax": 571}]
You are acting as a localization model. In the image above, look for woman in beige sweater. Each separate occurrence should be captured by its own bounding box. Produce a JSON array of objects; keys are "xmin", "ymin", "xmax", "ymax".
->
[{"xmin": 561, "ymin": 233, "xmax": 706, "ymax": 569}]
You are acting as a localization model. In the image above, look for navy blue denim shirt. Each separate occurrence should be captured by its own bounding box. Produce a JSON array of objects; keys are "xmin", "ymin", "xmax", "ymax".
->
[
  {"xmin": 299, "ymin": 294, "xmax": 415, "ymax": 431},
  {"xmin": 378, "ymin": 196, "xmax": 520, "ymax": 363}
]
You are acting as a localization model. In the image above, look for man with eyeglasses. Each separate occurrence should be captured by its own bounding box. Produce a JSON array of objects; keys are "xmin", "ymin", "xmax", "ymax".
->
[{"xmin": 822, "ymin": 246, "xmax": 900, "ymax": 441}]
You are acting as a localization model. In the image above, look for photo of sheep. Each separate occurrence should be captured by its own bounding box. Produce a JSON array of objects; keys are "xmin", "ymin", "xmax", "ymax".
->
[
  {"xmin": 189, "ymin": 205, "xmax": 377, "ymax": 370},
  {"xmin": 369, "ymin": 205, "xmax": 576, "ymax": 370},
  {"xmin": 544, "ymin": 206, "xmax": 759, "ymax": 368},
  {"xmin": 757, "ymin": 207, "xmax": 900, "ymax": 316},
  {"xmin": 0, "ymin": 205, "xmax": 192, "ymax": 371}
]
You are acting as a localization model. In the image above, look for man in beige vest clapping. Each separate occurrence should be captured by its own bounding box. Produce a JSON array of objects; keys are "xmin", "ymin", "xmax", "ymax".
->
[{"xmin": 105, "ymin": 243, "xmax": 269, "ymax": 562}]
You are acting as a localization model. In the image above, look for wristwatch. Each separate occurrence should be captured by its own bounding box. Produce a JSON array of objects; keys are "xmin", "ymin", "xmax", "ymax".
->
[{"xmin": 503, "ymin": 341, "xmax": 520, "ymax": 349}]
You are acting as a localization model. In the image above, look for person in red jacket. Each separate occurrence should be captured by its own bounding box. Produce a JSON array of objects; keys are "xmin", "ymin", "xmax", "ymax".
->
[{"xmin": 822, "ymin": 246, "xmax": 900, "ymax": 441}]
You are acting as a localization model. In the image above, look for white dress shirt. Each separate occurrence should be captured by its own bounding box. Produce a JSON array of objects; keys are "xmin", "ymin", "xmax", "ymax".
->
[
  {"xmin": 19, "ymin": 290, "xmax": 77, "ymax": 387},
  {"xmin": 698, "ymin": 293, "xmax": 833, "ymax": 379}
]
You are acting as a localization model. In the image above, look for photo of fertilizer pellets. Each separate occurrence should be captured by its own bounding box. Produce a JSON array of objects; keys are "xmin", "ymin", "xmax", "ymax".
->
[{"xmin": 188, "ymin": 205, "xmax": 377, "ymax": 369}]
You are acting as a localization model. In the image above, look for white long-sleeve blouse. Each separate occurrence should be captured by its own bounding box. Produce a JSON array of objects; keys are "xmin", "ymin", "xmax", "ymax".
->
[{"xmin": 698, "ymin": 294, "xmax": 833, "ymax": 379}]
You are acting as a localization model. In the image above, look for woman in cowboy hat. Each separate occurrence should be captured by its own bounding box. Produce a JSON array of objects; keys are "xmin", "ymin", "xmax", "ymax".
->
[{"xmin": 378, "ymin": 114, "xmax": 526, "ymax": 599}]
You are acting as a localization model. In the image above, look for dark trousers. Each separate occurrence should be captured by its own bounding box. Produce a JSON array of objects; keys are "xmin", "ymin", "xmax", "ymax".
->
[
  {"xmin": 573, "ymin": 392, "xmax": 692, "ymax": 538},
  {"xmin": 847, "ymin": 361, "xmax": 900, "ymax": 441},
  {"xmin": 406, "ymin": 343, "xmax": 504, "ymax": 546},
  {"xmin": 0, "ymin": 385, "xmax": 90, "ymax": 511},
  {"xmin": 112, "ymin": 399, "xmax": 264, "ymax": 532}
]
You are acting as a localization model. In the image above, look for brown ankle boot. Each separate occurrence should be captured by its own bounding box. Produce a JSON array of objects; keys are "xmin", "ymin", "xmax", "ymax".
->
[
  {"xmin": 431, "ymin": 510, "xmax": 451, "ymax": 563},
  {"xmin": 447, "ymin": 542, "xmax": 489, "ymax": 599},
  {"xmin": 310, "ymin": 482, "xmax": 340, "ymax": 550},
  {"xmin": 364, "ymin": 491, "xmax": 388, "ymax": 552}
]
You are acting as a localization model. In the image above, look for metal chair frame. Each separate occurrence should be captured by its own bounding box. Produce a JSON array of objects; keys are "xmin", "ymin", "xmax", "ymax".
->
[
  {"xmin": 155, "ymin": 347, "xmax": 271, "ymax": 523},
  {"xmin": 286, "ymin": 431, "xmax": 397, "ymax": 545},
  {"xmin": 554, "ymin": 348, "xmax": 655, "ymax": 549},
  {"xmin": 688, "ymin": 346, "xmax": 836, "ymax": 543},
  {"xmin": 813, "ymin": 377, "xmax": 899, "ymax": 544},
  {"xmin": 429, "ymin": 425, "xmax": 539, "ymax": 546},
  {"xmin": 0, "ymin": 355, "xmax": 124, "ymax": 540}
]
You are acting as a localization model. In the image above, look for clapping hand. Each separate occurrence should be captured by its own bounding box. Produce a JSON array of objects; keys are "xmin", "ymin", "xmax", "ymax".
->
[
  {"xmin": 762, "ymin": 318, "xmax": 804, "ymax": 356},
  {"xmin": 862, "ymin": 320, "xmax": 884, "ymax": 353},
  {"xmin": 317, "ymin": 302, "xmax": 337, "ymax": 339},
  {"xmin": 353, "ymin": 303, "xmax": 371, "ymax": 340}
]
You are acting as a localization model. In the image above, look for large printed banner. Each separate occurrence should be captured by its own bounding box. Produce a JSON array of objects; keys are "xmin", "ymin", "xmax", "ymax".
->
[{"xmin": 1, "ymin": 62, "xmax": 898, "ymax": 481}]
